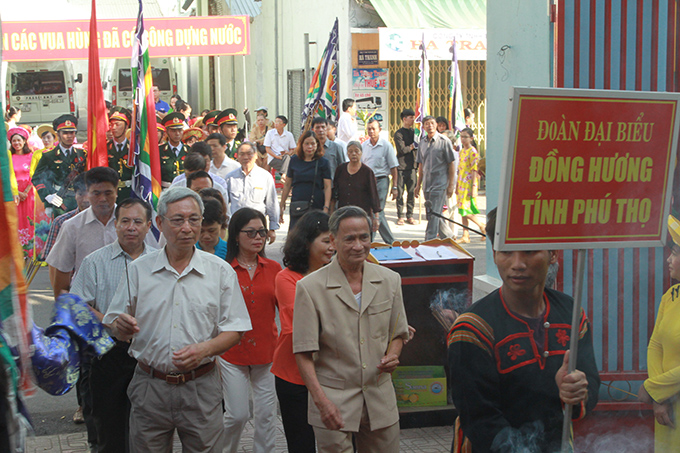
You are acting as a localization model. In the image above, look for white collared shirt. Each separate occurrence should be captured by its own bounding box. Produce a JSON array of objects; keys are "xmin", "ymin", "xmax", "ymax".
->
[
  {"xmin": 211, "ymin": 157, "xmax": 241, "ymax": 179},
  {"xmin": 103, "ymin": 247, "xmax": 252, "ymax": 373},
  {"xmin": 263, "ymin": 128, "xmax": 296, "ymax": 162},
  {"xmin": 71, "ymin": 241, "xmax": 154, "ymax": 315},
  {"xmin": 224, "ymin": 165, "xmax": 280, "ymax": 230},
  {"xmin": 47, "ymin": 206, "xmax": 117, "ymax": 275},
  {"xmin": 361, "ymin": 138, "xmax": 399, "ymax": 178}
]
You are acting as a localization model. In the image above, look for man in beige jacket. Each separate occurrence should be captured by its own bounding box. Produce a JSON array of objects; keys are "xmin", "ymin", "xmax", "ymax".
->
[{"xmin": 293, "ymin": 205, "xmax": 409, "ymax": 452}]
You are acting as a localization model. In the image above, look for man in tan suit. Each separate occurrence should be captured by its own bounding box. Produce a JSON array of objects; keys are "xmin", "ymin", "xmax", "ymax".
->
[{"xmin": 293, "ymin": 206, "xmax": 409, "ymax": 452}]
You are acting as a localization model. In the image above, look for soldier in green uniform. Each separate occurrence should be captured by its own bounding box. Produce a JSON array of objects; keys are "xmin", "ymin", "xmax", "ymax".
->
[
  {"xmin": 107, "ymin": 109, "xmax": 133, "ymax": 202},
  {"xmin": 32, "ymin": 114, "xmax": 87, "ymax": 218},
  {"xmin": 158, "ymin": 112, "xmax": 190, "ymax": 188},
  {"xmin": 215, "ymin": 108, "xmax": 241, "ymax": 159},
  {"xmin": 203, "ymin": 110, "xmax": 220, "ymax": 135}
]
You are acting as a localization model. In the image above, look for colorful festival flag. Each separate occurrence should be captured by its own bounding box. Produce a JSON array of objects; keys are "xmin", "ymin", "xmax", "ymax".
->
[
  {"xmin": 449, "ymin": 39, "xmax": 466, "ymax": 133},
  {"xmin": 86, "ymin": 0, "xmax": 110, "ymax": 169},
  {"xmin": 128, "ymin": 0, "xmax": 162, "ymax": 239},
  {"xmin": 300, "ymin": 18, "xmax": 339, "ymax": 131},
  {"xmin": 0, "ymin": 119, "xmax": 34, "ymax": 452},
  {"xmin": 415, "ymin": 33, "xmax": 430, "ymax": 140}
]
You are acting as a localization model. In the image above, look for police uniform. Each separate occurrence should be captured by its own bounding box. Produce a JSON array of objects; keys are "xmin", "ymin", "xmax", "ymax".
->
[
  {"xmin": 158, "ymin": 112, "xmax": 189, "ymax": 187},
  {"xmin": 107, "ymin": 110, "xmax": 133, "ymax": 202},
  {"xmin": 215, "ymin": 108, "xmax": 241, "ymax": 159},
  {"xmin": 32, "ymin": 115, "xmax": 86, "ymax": 217}
]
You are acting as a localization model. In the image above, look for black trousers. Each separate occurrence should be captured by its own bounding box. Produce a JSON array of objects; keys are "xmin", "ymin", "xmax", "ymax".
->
[
  {"xmin": 76, "ymin": 356, "xmax": 97, "ymax": 447},
  {"xmin": 275, "ymin": 376, "xmax": 316, "ymax": 453},
  {"xmin": 397, "ymin": 169, "xmax": 417, "ymax": 219},
  {"xmin": 90, "ymin": 341, "xmax": 137, "ymax": 453}
]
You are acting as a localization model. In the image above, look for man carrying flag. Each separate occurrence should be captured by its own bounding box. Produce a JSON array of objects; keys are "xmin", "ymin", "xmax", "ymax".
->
[
  {"xmin": 127, "ymin": 0, "xmax": 162, "ymax": 238},
  {"xmin": 86, "ymin": 0, "xmax": 110, "ymax": 171},
  {"xmin": 301, "ymin": 18, "xmax": 339, "ymax": 131},
  {"xmin": 107, "ymin": 109, "xmax": 133, "ymax": 202}
]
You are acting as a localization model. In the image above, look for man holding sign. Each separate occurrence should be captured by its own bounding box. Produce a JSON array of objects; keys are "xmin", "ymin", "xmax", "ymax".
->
[{"xmin": 447, "ymin": 209, "xmax": 600, "ymax": 452}]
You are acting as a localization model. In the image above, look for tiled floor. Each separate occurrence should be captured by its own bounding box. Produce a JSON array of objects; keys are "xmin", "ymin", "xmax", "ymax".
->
[{"xmin": 25, "ymin": 416, "xmax": 453, "ymax": 452}]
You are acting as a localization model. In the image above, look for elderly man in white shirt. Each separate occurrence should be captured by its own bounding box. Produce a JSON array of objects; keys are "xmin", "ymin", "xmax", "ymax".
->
[
  {"xmin": 71, "ymin": 198, "xmax": 155, "ymax": 453},
  {"xmin": 362, "ymin": 119, "xmax": 399, "ymax": 245},
  {"xmin": 225, "ymin": 142, "xmax": 280, "ymax": 244},
  {"xmin": 104, "ymin": 187, "xmax": 251, "ymax": 452}
]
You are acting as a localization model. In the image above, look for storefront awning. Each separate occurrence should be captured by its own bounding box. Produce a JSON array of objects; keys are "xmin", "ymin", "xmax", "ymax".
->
[{"xmin": 369, "ymin": 0, "xmax": 485, "ymax": 30}]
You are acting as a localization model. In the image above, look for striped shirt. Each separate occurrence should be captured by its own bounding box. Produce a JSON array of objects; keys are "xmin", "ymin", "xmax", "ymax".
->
[
  {"xmin": 41, "ymin": 209, "xmax": 79, "ymax": 261},
  {"xmin": 71, "ymin": 241, "xmax": 154, "ymax": 315}
]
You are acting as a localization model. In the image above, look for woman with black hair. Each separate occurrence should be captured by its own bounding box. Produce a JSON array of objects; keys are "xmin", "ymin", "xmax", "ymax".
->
[
  {"xmin": 272, "ymin": 210, "xmax": 334, "ymax": 452},
  {"xmin": 279, "ymin": 130, "xmax": 332, "ymax": 229},
  {"xmin": 219, "ymin": 208, "xmax": 281, "ymax": 453}
]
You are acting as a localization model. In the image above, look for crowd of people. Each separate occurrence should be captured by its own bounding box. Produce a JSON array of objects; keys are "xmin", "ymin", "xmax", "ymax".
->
[{"xmin": 8, "ymin": 86, "xmax": 680, "ymax": 453}]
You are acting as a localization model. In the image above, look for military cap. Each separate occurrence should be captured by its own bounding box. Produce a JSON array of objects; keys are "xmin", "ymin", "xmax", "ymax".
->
[
  {"xmin": 215, "ymin": 108, "xmax": 238, "ymax": 126},
  {"xmin": 53, "ymin": 114, "xmax": 78, "ymax": 132},
  {"xmin": 162, "ymin": 112, "xmax": 186, "ymax": 129},
  {"xmin": 109, "ymin": 108, "xmax": 131, "ymax": 125},
  {"xmin": 203, "ymin": 110, "xmax": 220, "ymax": 126}
]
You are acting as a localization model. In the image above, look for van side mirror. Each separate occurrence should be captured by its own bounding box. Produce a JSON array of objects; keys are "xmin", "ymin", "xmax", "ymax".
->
[{"xmin": 75, "ymin": 74, "xmax": 83, "ymax": 83}]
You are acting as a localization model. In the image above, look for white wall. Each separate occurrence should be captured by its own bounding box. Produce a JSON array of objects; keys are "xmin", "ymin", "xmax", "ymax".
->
[
  {"xmin": 480, "ymin": 0, "xmax": 552, "ymax": 289},
  {"xmin": 215, "ymin": 0, "xmax": 351, "ymax": 123}
]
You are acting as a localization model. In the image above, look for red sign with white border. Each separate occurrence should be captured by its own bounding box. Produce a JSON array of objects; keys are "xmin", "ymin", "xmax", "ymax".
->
[
  {"xmin": 495, "ymin": 87, "xmax": 680, "ymax": 251},
  {"xmin": 1, "ymin": 16, "xmax": 250, "ymax": 61}
]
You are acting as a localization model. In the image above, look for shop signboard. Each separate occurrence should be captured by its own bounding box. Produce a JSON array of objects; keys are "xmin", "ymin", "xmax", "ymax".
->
[
  {"xmin": 2, "ymin": 16, "xmax": 250, "ymax": 61},
  {"xmin": 379, "ymin": 28, "xmax": 486, "ymax": 61},
  {"xmin": 358, "ymin": 50, "xmax": 379, "ymax": 66},
  {"xmin": 496, "ymin": 87, "xmax": 680, "ymax": 251},
  {"xmin": 352, "ymin": 68, "xmax": 389, "ymax": 131}
]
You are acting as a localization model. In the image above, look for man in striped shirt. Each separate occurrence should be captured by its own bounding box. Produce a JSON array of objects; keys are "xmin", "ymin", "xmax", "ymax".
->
[{"xmin": 70, "ymin": 198, "xmax": 154, "ymax": 453}]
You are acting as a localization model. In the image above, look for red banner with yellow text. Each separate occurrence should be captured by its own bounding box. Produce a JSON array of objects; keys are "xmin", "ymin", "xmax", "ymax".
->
[
  {"xmin": 496, "ymin": 88, "xmax": 680, "ymax": 250},
  {"xmin": 2, "ymin": 16, "xmax": 250, "ymax": 61}
]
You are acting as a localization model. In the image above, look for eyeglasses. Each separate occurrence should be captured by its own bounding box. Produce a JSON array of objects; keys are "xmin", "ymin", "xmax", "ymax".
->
[
  {"xmin": 162, "ymin": 215, "xmax": 202, "ymax": 227},
  {"xmin": 240, "ymin": 228, "xmax": 268, "ymax": 238}
]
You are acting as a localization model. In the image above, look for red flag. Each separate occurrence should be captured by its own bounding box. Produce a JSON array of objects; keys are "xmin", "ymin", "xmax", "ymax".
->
[{"xmin": 86, "ymin": 0, "xmax": 110, "ymax": 169}]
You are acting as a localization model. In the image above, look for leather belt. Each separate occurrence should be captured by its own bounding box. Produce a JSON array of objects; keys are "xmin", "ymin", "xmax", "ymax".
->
[{"xmin": 138, "ymin": 361, "xmax": 215, "ymax": 385}]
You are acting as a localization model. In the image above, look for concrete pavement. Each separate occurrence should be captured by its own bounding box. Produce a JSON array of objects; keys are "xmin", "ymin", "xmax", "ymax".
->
[{"xmin": 23, "ymin": 193, "xmax": 487, "ymax": 452}]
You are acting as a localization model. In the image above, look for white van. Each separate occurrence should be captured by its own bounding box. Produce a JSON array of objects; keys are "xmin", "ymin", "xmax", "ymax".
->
[
  {"xmin": 4, "ymin": 61, "xmax": 82, "ymax": 126},
  {"xmin": 109, "ymin": 57, "xmax": 177, "ymax": 110}
]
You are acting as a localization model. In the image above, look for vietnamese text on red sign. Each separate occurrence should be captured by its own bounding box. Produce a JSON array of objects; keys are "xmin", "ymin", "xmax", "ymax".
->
[
  {"xmin": 505, "ymin": 97, "xmax": 676, "ymax": 244},
  {"xmin": 1, "ymin": 16, "xmax": 250, "ymax": 61}
]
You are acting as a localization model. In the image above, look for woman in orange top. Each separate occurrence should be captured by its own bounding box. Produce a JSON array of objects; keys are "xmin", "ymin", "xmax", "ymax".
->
[
  {"xmin": 219, "ymin": 207, "xmax": 282, "ymax": 453},
  {"xmin": 272, "ymin": 210, "xmax": 334, "ymax": 452}
]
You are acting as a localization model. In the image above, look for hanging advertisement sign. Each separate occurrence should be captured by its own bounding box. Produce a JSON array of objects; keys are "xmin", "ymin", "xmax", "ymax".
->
[
  {"xmin": 352, "ymin": 69, "xmax": 389, "ymax": 131},
  {"xmin": 495, "ymin": 87, "xmax": 680, "ymax": 251},
  {"xmin": 1, "ymin": 16, "xmax": 250, "ymax": 61},
  {"xmin": 379, "ymin": 28, "xmax": 486, "ymax": 61}
]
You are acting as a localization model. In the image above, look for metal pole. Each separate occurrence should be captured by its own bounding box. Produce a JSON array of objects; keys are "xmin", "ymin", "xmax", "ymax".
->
[
  {"xmin": 304, "ymin": 33, "xmax": 311, "ymax": 97},
  {"xmin": 274, "ymin": 0, "xmax": 279, "ymax": 113},
  {"xmin": 561, "ymin": 248, "xmax": 587, "ymax": 452},
  {"xmin": 242, "ymin": 55, "xmax": 248, "ymax": 119}
]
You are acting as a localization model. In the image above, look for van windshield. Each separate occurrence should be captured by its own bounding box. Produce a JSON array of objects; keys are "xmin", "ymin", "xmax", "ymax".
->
[
  {"xmin": 11, "ymin": 71, "xmax": 66, "ymax": 95},
  {"xmin": 118, "ymin": 67, "xmax": 172, "ymax": 92}
]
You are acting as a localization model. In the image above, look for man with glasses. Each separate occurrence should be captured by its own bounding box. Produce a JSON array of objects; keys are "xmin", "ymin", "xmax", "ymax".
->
[
  {"xmin": 104, "ymin": 187, "xmax": 251, "ymax": 452},
  {"xmin": 224, "ymin": 143, "xmax": 280, "ymax": 244},
  {"xmin": 71, "ymin": 198, "xmax": 154, "ymax": 453}
]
